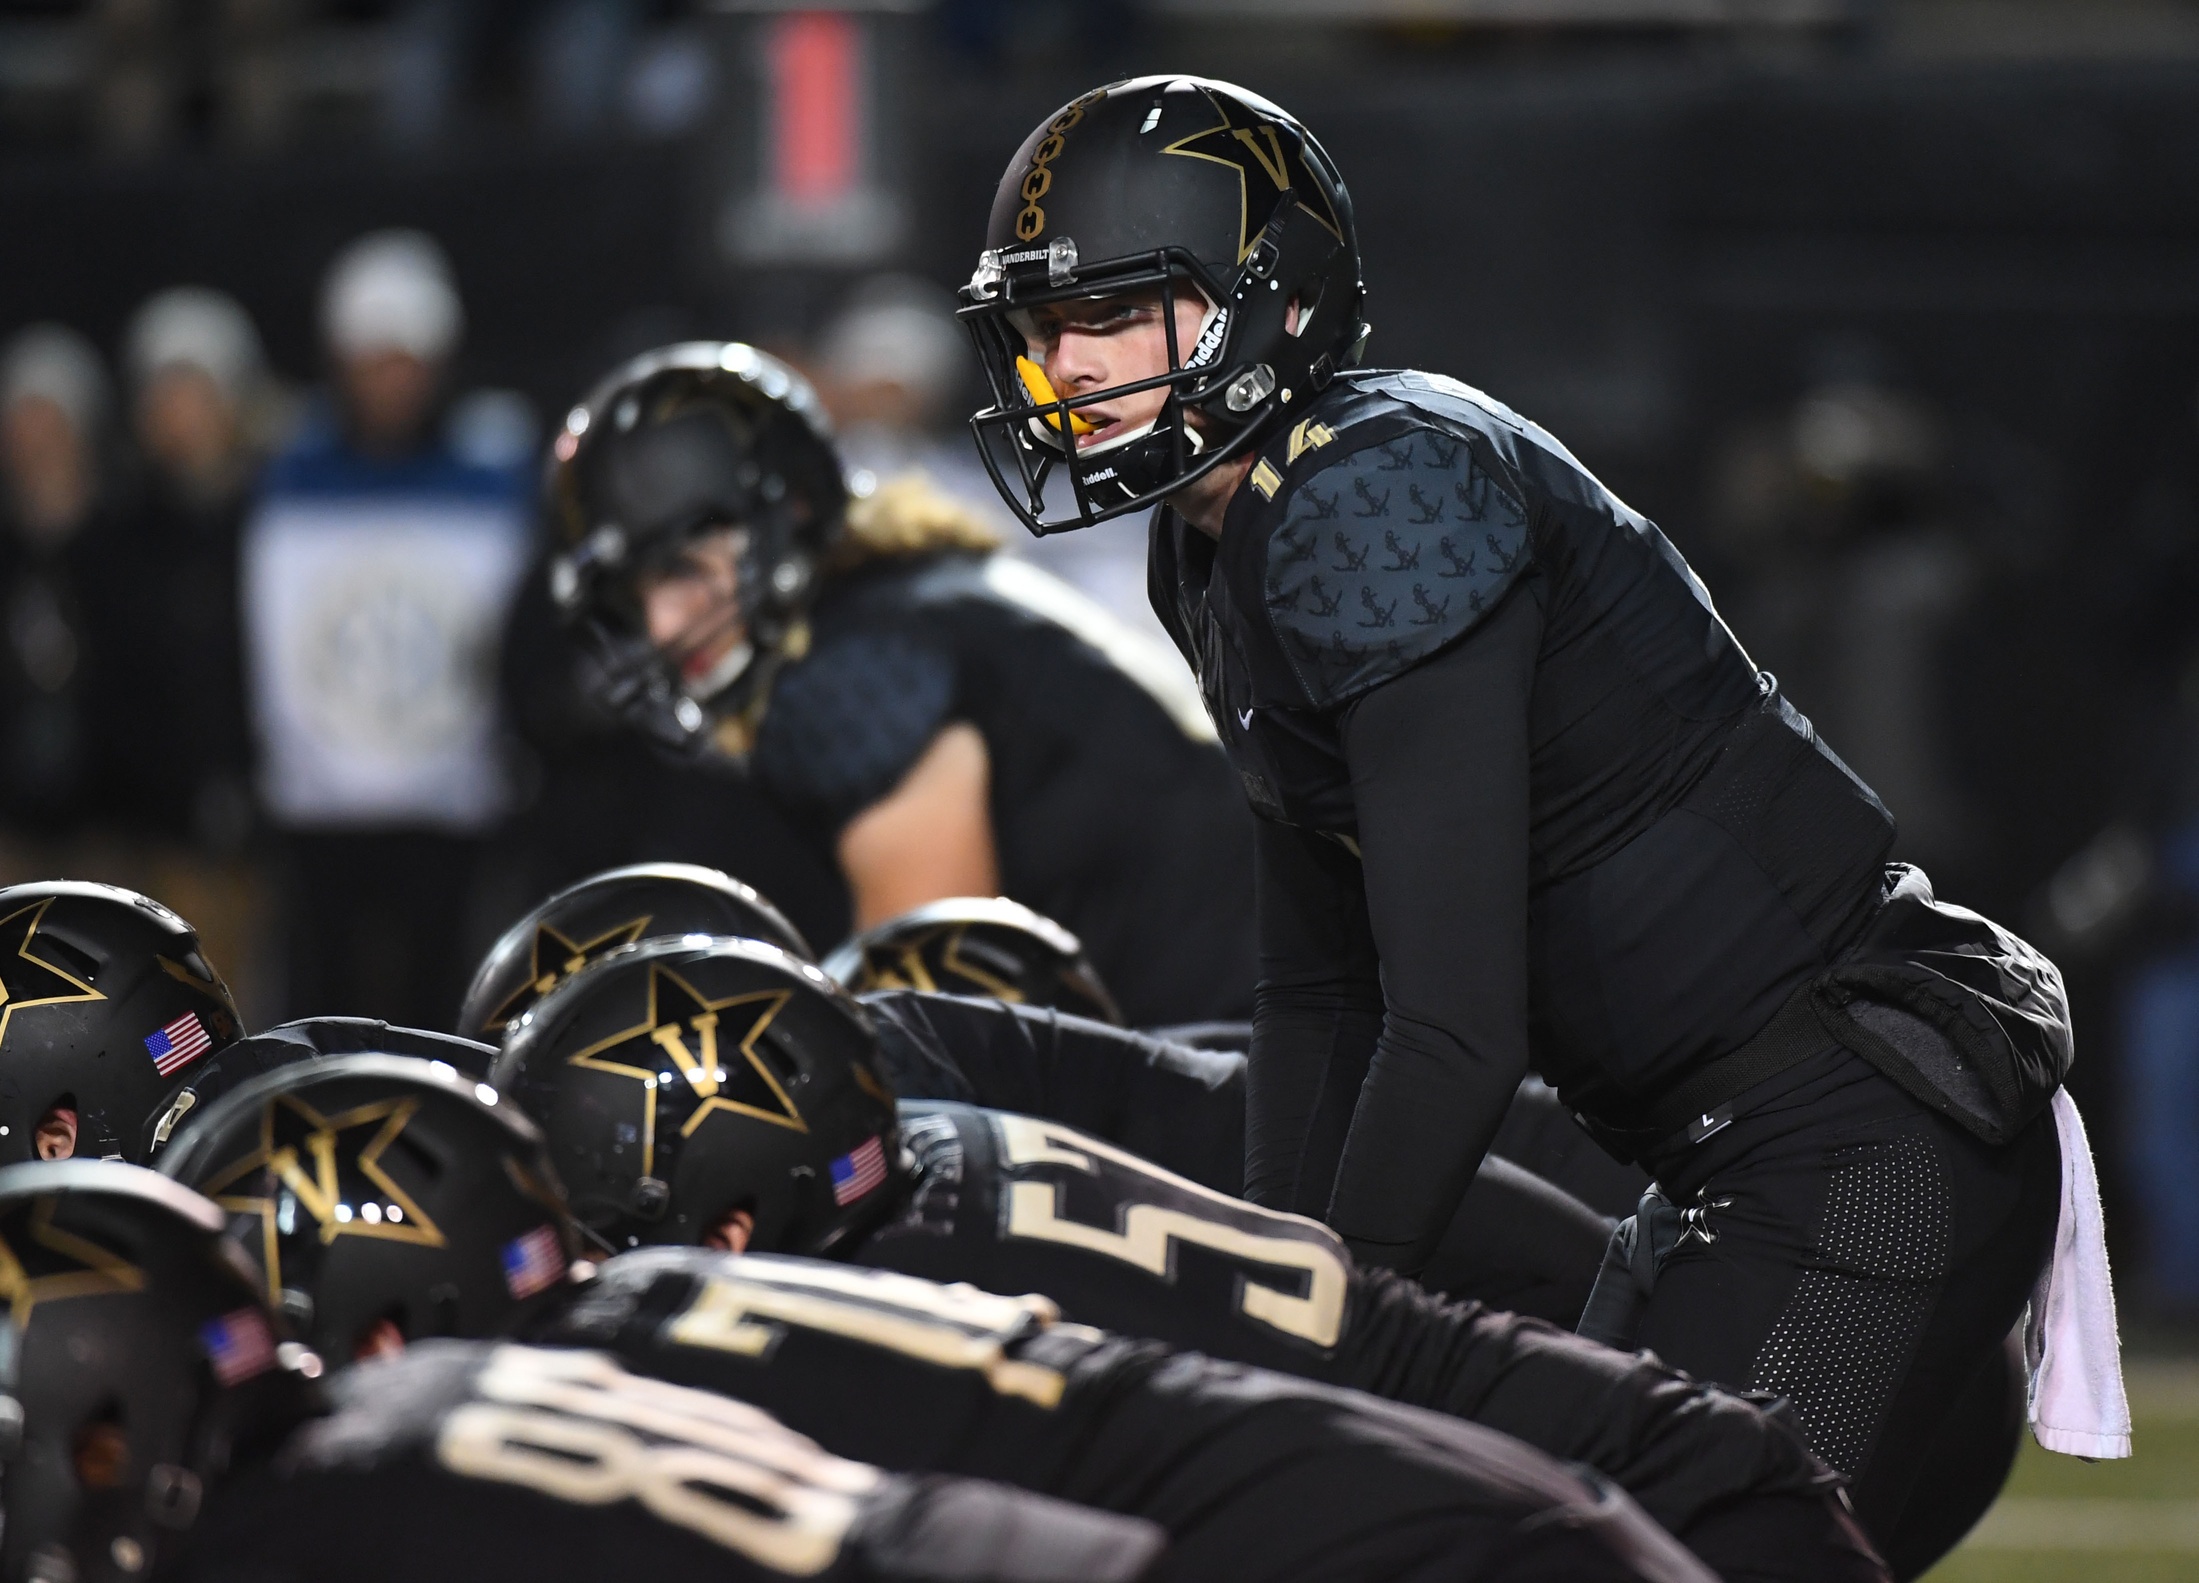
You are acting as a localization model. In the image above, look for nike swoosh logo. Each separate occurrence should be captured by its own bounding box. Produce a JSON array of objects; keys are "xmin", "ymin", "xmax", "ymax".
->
[{"xmin": 1237, "ymin": 707, "xmax": 1254, "ymax": 728}]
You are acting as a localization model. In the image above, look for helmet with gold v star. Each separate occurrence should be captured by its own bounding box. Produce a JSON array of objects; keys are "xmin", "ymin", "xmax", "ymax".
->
[
  {"xmin": 564, "ymin": 960, "xmax": 807, "ymax": 1182},
  {"xmin": 190, "ymin": 1085, "xmax": 449, "ymax": 1300}
]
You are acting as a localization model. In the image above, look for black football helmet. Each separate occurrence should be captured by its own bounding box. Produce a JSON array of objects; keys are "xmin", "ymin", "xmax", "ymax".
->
[
  {"xmin": 141, "ymin": 1017, "xmax": 500, "ymax": 1164},
  {"xmin": 0, "ymin": 1161, "xmax": 317, "ymax": 1583},
  {"xmin": 459, "ymin": 862, "xmax": 814, "ymax": 1042},
  {"xmin": 821, "ymin": 896, "xmax": 1124, "ymax": 1026},
  {"xmin": 0, "ymin": 883, "xmax": 242, "ymax": 1168},
  {"xmin": 960, "ymin": 75, "xmax": 1367, "ymax": 533},
  {"xmin": 544, "ymin": 342, "xmax": 849, "ymax": 755},
  {"xmin": 490, "ymin": 937, "xmax": 901, "ymax": 1254},
  {"xmin": 156, "ymin": 1056, "xmax": 579, "ymax": 1361}
]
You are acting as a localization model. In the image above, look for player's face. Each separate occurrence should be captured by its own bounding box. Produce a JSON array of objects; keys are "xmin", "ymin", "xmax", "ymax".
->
[
  {"xmin": 639, "ymin": 526, "xmax": 749, "ymax": 691},
  {"xmin": 1016, "ymin": 289, "xmax": 1212, "ymax": 451},
  {"xmin": 704, "ymin": 1207, "xmax": 756, "ymax": 1254},
  {"xmin": 35, "ymin": 1105, "xmax": 76, "ymax": 1161}
]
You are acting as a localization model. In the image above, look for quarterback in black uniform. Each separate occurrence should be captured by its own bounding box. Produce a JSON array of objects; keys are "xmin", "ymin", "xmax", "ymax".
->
[
  {"xmin": 0, "ymin": 1161, "xmax": 1168, "ymax": 1583},
  {"xmin": 150, "ymin": 1062, "xmax": 1724, "ymax": 1583},
  {"xmin": 462, "ymin": 863, "xmax": 1616, "ymax": 1324},
  {"xmin": 543, "ymin": 344, "xmax": 1253, "ymax": 1027},
  {"xmin": 958, "ymin": 75, "xmax": 2071, "ymax": 1573},
  {"xmin": 471, "ymin": 934, "xmax": 1881, "ymax": 1582}
]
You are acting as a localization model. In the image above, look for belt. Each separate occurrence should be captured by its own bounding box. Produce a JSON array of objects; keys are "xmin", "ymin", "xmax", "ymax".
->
[{"xmin": 1637, "ymin": 981, "xmax": 1835, "ymax": 1147}]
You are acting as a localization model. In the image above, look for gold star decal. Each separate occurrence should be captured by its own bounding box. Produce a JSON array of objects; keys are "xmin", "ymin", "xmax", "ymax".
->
[
  {"xmin": 0, "ymin": 1196, "xmax": 145, "ymax": 1329},
  {"xmin": 196, "ymin": 1094, "xmax": 447, "ymax": 1305},
  {"xmin": 566, "ymin": 964, "xmax": 806, "ymax": 1178},
  {"xmin": 0, "ymin": 898, "xmax": 106, "ymax": 1048},
  {"xmin": 1161, "ymin": 89, "xmax": 1344, "ymax": 262},
  {"xmin": 861, "ymin": 925, "xmax": 1024, "ymax": 1004},
  {"xmin": 485, "ymin": 916, "xmax": 655, "ymax": 1034}
]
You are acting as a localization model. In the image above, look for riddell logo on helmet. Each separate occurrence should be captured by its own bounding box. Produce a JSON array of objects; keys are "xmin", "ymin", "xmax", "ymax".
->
[{"xmin": 1016, "ymin": 89, "xmax": 1108, "ymax": 242}]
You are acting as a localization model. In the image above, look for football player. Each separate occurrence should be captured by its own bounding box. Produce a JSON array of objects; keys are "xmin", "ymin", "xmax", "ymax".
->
[
  {"xmin": 467, "ymin": 935, "xmax": 1880, "ymax": 1582},
  {"xmin": 0, "ymin": 880, "xmax": 242, "ymax": 1166},
  {"xmin": 0, "ymin": 1160, "xmax": 1166, "ymax": 1583},
  {"xmin": 461, "ymin": 864, "xmax": 1612, "ymax": 1324},
  {"xmin": 152, "ymin": 1062, "xmax": 1721, "ymax": 1583},
  {"xmin": 958, "ymin": 76, "xmax": 2072, "ymax": 1575},
  {"xmin": 541, "ymin": 345, "xmax": 1254, "ymax": 1028}
]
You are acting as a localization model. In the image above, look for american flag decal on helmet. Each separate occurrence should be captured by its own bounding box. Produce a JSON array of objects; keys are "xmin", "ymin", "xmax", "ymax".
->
[
  {"xmin": 144, "ymin": 1011, "xmax": 212, "ymax": 1077},
  {"xmin": 830, "ymin": 1135, "xmax": 887, "ymax": 1206}
]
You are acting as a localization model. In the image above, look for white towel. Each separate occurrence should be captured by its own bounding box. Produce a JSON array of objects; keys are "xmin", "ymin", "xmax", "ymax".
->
[{"xmin": 2023, "ymin": 1087, "xmax": 2133, "ymax": 1458}]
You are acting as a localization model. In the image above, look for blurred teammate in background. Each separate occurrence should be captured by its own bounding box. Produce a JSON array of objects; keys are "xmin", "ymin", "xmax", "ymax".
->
[
  {"xmin": 544, "ymin": 343, "xmax": 1255, "ymax": 1026},
  {"xmin": 242, "ymin": 230, "xmax": 531, "ymax": 1027}
]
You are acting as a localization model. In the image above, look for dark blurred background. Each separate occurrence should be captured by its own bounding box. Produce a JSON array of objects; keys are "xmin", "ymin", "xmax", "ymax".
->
[{"xmin": 8, "ymin": 0, "xmax": 2199, "ymax": 1330}]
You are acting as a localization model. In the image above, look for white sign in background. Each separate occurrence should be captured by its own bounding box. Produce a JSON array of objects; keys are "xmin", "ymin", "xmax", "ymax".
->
[{"xmin": 243, "ymin": 499, "xmax": 528, "ymax": 831}]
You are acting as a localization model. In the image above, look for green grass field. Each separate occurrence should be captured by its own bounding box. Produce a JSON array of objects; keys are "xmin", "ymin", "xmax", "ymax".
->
[{"xmin": 1925, "ymin": 1359, "xmax": 2199, "ymax": 1583}]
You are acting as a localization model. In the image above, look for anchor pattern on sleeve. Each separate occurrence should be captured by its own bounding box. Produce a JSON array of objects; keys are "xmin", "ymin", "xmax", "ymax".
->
[{"xmin": 1264, "ymin": 428, "xmax": 1530, "ymax": 708}]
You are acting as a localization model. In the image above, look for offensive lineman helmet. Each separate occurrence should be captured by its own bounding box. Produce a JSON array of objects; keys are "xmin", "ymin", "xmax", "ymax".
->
[
  {"xmin": 141, "ymin": 1017, "xmax": 502, "ymax": 1165},
  {"xmin": 0, "ymin": 883, "xmax": 242, "ymax": 1167},
  {"xmin": 458, "ymin": 862, "xmax": 814, "ymax": 1042},
  {"xmin": 821, "ymin": 896, "xmax": 1124, "ymax": 1026},
  {"xmin": 544, "ymin": 343, "xmax": 848, "ymax": 755},
  {"xmin": 490, "ymin": 937, "xmax": 900, "ymax": 1254},
  {"xmin": 157, "ymin": 1057, "xmax": 578, "ymax": 1361},
  {"xmin": 960, "ymin": 76, "xmax": 1366, "ymax": 532},
  {"xmin": 0, "ymin": 1162, "xmax": 316, "ymax": 1583}
]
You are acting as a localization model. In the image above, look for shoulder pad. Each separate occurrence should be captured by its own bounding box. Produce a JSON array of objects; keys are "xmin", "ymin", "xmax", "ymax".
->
[
  {"xmin": 752, "ymin": 629, "xmax": 956, "ymax": 833},
  {"xmin": 1256, "ymin": 419, "xmax": 1530, "ymax": 708}
]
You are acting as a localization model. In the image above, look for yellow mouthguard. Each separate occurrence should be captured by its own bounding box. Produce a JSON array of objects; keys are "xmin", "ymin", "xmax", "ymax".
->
[{"xmin": 1016, "ymin": 357, "xmax": 1097, "ymax": 435}]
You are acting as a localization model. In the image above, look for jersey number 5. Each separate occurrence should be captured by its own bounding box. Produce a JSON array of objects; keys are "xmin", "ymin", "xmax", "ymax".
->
[{"xmin": 993, "ymin": 1113, "xmax": 1349, "ymax": 1350}]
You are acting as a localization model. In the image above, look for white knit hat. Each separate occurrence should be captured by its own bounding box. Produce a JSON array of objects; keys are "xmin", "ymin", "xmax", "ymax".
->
[
  {"xmin": 0, "ymin": 322, "xmax": 110, "ymax": 435},
  {"xmin": 321, "ymin": 229, "xmax": 464, "ymax": 362},
  {"xmin": 125, "ymin": 286, "xmax": 265, "ymax": 400}
]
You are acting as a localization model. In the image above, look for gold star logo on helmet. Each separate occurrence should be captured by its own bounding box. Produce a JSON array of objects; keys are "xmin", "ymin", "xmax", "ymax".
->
[
  {"xmin": 0, "ymin": 1195, "xmax": 144, "ymax": 1328},
  {"xmin": 1161, "ymin": 88, "xmax": 1344, "ymax": 263},
  {"xmin": 566, "ymin": 964, "xmax": 806, "ymax": 1178},
  {"xmin": 861, "ymin": 925, "xmax": 1024, "ymax": 1003},
  {"xmin": 485, "ymin": 917, "xmax": 654, "ymax": 1035},
  {"xmin": 0, "ymin": 898, "xmax": 106, "ymax": 1048},
  {"xmin": 196, "ymin": 1094, "xmax": 448, "ymax": 1303}
]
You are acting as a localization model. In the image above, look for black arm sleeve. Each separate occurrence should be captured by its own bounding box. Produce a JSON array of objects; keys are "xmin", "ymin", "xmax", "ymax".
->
[
  {"xmin": 1325, "ymin": 583, "xmax": 1540, "ymax": 1272},
  {"xmin": 1245, "ymin": 819, "xmax": 1384, "ymax": 1217},
  {"xmin": 864, "ymin": 991, "xmax": 1248, "ymax": 1191}
]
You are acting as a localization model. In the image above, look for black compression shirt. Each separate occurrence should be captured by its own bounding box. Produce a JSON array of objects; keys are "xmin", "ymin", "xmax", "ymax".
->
[
  {"xmin": 525, "ymin": 1249, "xmax": 1720, "ymax": 1583},
  {"xmin": 168, "ymin": 1340, "xmax": 1160, "ymax": 1583},
  {"xmin": 751, "ymin": 550, "xmax": 1255, "ymax": 1025},
  {"xmin": 1150, "ymin": 371, "xmax": 1898, "ymax": 1271}
]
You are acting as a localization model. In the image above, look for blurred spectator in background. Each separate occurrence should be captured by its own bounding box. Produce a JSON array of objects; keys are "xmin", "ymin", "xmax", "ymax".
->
[
  {"xmin": 0, "ymin": 323, "xmax": 119, "ymax": 854},
  {"xmin": 114, "ymin": 285, "xmax": 268, "ymax": 853},
  {"xmin": 241, "ymin": 229, "xmax": 530, "ymax": 1026},
  {"xmin": 102, "ymin": 285, "xmax": 280, "ymax": 1014},
  {"xmin": 814, "ymin": 274, "xmax": 1174, "ymax": 654}
]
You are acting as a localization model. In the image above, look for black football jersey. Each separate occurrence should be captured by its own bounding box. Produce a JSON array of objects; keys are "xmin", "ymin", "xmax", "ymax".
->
[
  {"xmin": 752, "ymin": 550, "xmax": 1256, "ymax": 1026},
  {"xmin": 822, "ymin": 1101, "xmax": 1835, "ymax": 1547},
  {"xmin": 166, "ymin": 1339, "xmax": 1162, "ymax": 1583},
  {"xmin": 525, "ymin": 1248, "xmax": 1710, "ymax": 1583}
]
